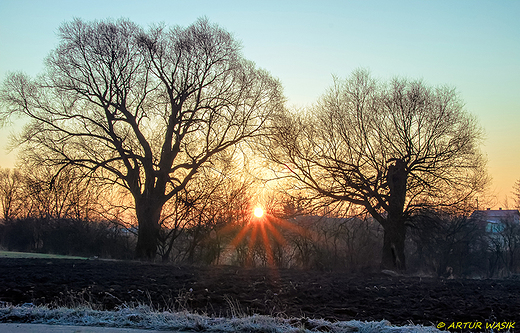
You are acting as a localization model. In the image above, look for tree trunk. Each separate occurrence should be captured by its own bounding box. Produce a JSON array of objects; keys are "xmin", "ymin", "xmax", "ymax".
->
[
  {"xmin": 382, "ymin": 158, "xmax": 408, "ymax": 271},
  {"xmin": 135, "ymin": 199, "xmax": 162, "ymax": 260},
  {"xmin": 381, "ymin": 219, "xmax": 407, "ymax": 271}
]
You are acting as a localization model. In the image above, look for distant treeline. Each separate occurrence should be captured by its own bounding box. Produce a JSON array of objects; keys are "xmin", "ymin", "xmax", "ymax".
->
[
  {"xmin": 2, "ymin": 211, "xmax": 520, "ymax": 278},
  {"xmin": 0, "ymin": 218, "xmax": 134, "ymax": 259},
  {"xmin": 1, "ymin": 161, "xmax": 519, "ymax": 277}
]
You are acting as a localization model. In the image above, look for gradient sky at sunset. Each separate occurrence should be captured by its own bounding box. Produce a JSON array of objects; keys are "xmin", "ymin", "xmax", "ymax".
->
[{"xmin": 0, "ymin": 0, "xmax": 519, "ymax": 207}]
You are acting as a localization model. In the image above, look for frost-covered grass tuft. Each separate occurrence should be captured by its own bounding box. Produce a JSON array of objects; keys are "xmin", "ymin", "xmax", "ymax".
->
[{"xmin": 0, "ymin": 303, "xmax": 442, "ymax": 333}]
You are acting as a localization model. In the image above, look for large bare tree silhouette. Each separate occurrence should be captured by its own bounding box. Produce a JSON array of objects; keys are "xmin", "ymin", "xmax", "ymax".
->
[
  {"xmin": 266, "ymin": 69, "xmax": 487, "ymax": 271},
  {"xmin": 0, "ymin": 18, "xmax": 284, "ymax": 260}
]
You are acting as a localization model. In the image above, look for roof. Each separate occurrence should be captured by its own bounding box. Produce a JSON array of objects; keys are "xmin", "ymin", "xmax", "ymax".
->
[{"xmin": 471, "ymin": 209, "xmax": 520, "ymax": 223}]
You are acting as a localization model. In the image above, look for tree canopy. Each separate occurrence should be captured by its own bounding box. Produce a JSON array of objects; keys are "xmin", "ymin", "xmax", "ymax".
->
[
  {"xmin": 0, "ymin": 18, "xmax": 284, "ymax": 259},
  {"xmin": 266, "ymin": 69, "xmax": 488, "ymax": 270}
]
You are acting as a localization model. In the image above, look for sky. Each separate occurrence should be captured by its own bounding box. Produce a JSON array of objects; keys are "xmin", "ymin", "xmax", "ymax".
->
[{"xmin": 0, "ymin": 0, "xmax": 519, "ymax": 208}]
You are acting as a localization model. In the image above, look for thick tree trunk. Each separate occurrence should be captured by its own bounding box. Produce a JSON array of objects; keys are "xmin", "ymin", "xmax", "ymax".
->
[
  {"xmin": 382, "ymin": 158, "xmax": 408, "ymax": 271},
  {"xmin": 381, "ymin": 219, "xmax": 407, "ymax": 271},
  {"xmin": 135, "ymin": 199, "xmax": 162, "ymax": 261}
]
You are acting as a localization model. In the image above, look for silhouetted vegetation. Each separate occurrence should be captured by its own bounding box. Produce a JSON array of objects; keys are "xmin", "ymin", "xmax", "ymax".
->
[
  {"xmin": 0, "ymin": 19, "xmax": 504, "ymax": 274},
  {"xmin": 407, "ymin": 211, "xmax": 489, "ymax": 277},
  {"xmin": 2, "ymin": 162, "xmax": 520, "ymax": 277},
  {"xmin": 0, "ymin": 217, "xmax": 134, "ymax": 259},
  {"xmin": 0, "ymin": 18, "xmax": 284, "ymax": 260},
  {"xmin": 263, "ymin": 69, "xmax": 488, "ymax": 271}
]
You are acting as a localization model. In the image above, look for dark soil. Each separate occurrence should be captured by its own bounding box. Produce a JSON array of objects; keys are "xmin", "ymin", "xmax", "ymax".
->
[{"xmin": 0, "ymin": 258, "xmax": 519, "ymax": 326}]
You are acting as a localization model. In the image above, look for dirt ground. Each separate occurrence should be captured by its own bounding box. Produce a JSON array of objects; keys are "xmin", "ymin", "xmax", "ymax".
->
[{"xmin": 0, "ymin": 258, "xmax": 519, "ymax": 327}]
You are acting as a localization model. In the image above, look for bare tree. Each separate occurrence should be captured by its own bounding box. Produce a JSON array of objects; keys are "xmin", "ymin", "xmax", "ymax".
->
[
  {"xmin": 512, "ymin": 179, "xmax": 520, "ymax": 210},
  {"xmin": 496, "ymin": 217, "xmax": 520, "ymax": 275},
  {"xmin": 266, "ymin": 69, "xmax": 488, "ymax": 271},
  {"xmin": 0, "ymin": 18, "xmax": 284, "ymax": 259},
  {"xmin": 157, "ymin": 154, "xmax": 254, "ymax": 263},
  {"xmin": 0, "ymin": 168, "xmax": 25, "ymax": 221},
  {"xmin": 11, "ymin": 164, "xmax": 97, "ymax": 221},
  {"xmin": 409, "ymin": 211, "xmax": 488, "ymax": 276}
]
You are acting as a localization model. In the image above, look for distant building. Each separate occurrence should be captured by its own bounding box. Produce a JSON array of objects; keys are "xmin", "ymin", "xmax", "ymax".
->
[{"xmin": 471, "ymin": 208, "xmax": 520, "ymax": 233}]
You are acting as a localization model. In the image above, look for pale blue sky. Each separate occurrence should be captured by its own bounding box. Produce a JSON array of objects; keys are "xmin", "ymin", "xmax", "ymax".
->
[{"xmin": 0, "ymin": 0, "xmax": 519, "ymax": 206}]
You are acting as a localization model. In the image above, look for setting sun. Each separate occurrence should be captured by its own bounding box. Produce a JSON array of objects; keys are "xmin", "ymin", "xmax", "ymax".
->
[{"xmin": 253, "ymin": 207, "xmax": 264, "ymax": 218}]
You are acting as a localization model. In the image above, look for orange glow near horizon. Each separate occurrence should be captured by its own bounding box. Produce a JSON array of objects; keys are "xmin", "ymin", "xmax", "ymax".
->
[{"xmin": 223, "ymin": 210, "xmax": 313, "ymax": 270}]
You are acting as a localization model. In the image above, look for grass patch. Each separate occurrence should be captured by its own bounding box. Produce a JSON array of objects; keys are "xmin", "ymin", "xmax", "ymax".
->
[
  {"xmin": 0, "ymin": 251, "xmax": 87, "ymax": 260},
  {"xmin": 0, "ymin": 304, "xmax": 443, "ymax": 333}
]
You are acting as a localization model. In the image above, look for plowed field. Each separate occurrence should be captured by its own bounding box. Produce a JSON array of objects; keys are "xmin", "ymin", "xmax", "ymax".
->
[{"xmin": 1, "ymin": 258, "xmax": 518, "ymax": 326}]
